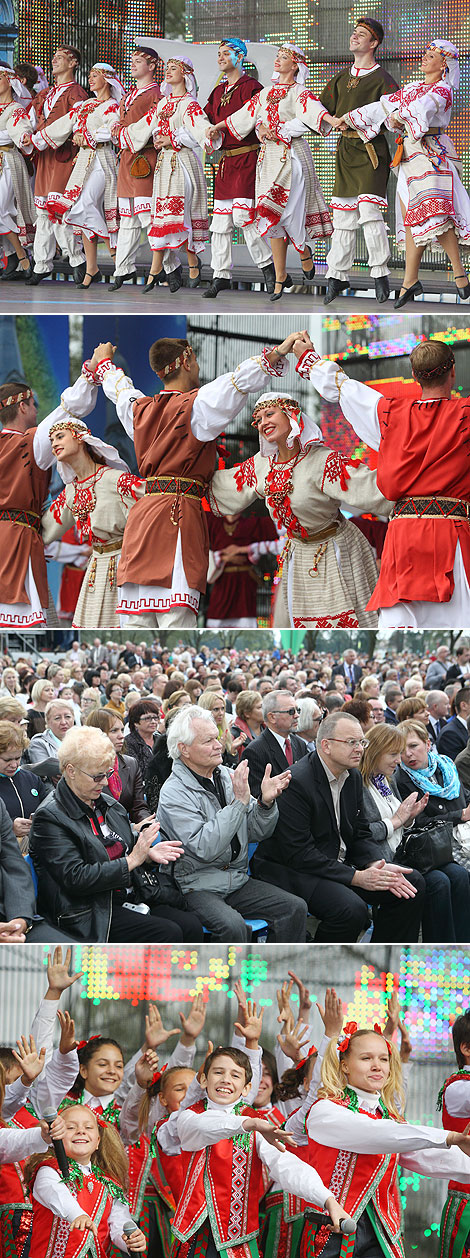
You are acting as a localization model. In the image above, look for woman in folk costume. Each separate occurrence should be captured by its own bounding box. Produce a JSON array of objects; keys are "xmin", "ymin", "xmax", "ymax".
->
[
  {"xmin": 41, "ymin": 409, "xmax": 144, "ymax": 628},
  {"xmin": 24, "ymin": 1104, "xmax": 146, "ymax": 1257},
  {"xmin": 338, "ymin": 39, "xmax": 470, "ymax": 308},
  {"xmin": 0, "ymin": 62, "xmax": 35, "ymax": 280},
  {"xmin": 116, "ymin": 55, "xmax": 209, "ymax": 293},
  {"xmin": 298, "ymin": 1024, "xmax": 470, "ymax": 1258},
  {"xmin": 207, "ymin": 391, "xmax": 392, "ymax": 630},
  {"xmin": 207, "ymin": 43, "xmax": 333, "ymax": 301},
  {"xmin": 44, "ymin": 63, "xmax": 124, "ymax": 289}
]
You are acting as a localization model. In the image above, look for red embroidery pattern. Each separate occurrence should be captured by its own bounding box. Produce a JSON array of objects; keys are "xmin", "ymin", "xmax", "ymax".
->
[
  {"xmin": 295, "ymin": 349, "xmax": 320, "ymax": 378},
  {"xmin": 293, "ymin": 611, "xmax": 359, "ymax": 628},
  {"xmin": 321, "ymin": 451, "xmax": 360, "ymax": 494},
  {"xmin": 234, "ymin": 457, "xmax": 257, "ymax": 491},
  {"xmin": 117, "ymin": 472, "xmax": 143, "ymax": 504},
  {"xmin": 268, "ymin": 183, "xmax": 289, "ymax": 207},
  {"xmin": 266, "ymin": 85, "xmax": 290, "ymax": 136},
  {"xmin": 245, "ymin": 94, "xmax": 260, "ymax": 118},
  {"xmin": 50, "ymin": 488, "xmax": 67, "ymax": 523},
  {"xmin": 388, "ymin": 81, "xmax": 452, "ymax": 109},
  {"xmin": 265, "ymin": 459, "xmax": 308, "ymax": 539},
  {"xmin": 185, "ymin": 99, "xmax": 205, "ymax": 123},
  {"xmin": 405, "ymin": 196, "xmax": 453, "ymax": 225},
  {"xmin": 153, "ymin": 195, "xmax": 185, "ymax": 215}
]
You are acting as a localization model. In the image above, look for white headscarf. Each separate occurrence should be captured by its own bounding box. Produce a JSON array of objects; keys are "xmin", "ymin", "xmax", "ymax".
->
[
  {"xmin": 0, "ymin": 62, "xmax": 29, "ymax": 103},
  {"xmin": 91, "ymin": 63, "xmax": 125, "ymax": 102},
  {"xmin": 161, "ymin": 56, "xmax": 197, "ymax": 98},
  {"xmin": 252, "ymin": 391, "xmax": 323, "ymax": 458},
  {"xmin": 427, "ymin": 39, "xmax": 460, "ymax": 92},
  {"xmin": 48, "ymin": 418, "xmax": 129, "ymax": 485},
  {"xmin": 271, "ymin": 43, "xmax": 309, "ymax": 88}
]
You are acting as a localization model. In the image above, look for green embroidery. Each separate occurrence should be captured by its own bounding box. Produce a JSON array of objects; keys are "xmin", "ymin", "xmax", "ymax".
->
[
  {"xmin": 437, "ymin": 1069, "xmax": 470, "ymax": 1112},
  {"xmin": 343, "ymin": 1087, "xmax": 390, "ymax": 1120},
  {"xmin": 60, "ymin": 1160, "xmax": 127, "ymax": 1205}
]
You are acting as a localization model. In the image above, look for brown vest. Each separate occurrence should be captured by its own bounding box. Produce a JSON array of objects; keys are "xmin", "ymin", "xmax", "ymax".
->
[
  {"xmin": 33, "ymin": 82, "xmax": 89, "ymax": 196},
  {"xmin": 0, "ymin": 430, "xmax": 50, "ymax": 605},
  {"xmin": 117, "ymin": 84, "xmax": 162, "ymax": 199},
  {"xmin": 118, "ymin": 390, "xmax": 217, "ymax": 591}
]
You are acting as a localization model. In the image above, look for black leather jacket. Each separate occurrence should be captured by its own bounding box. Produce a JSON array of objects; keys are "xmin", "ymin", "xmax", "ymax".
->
[{"xmin": 29, "ymin": 776, "xmax": 137, "ymax": 942}]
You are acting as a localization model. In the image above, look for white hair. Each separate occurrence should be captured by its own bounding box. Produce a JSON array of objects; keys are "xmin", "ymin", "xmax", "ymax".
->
[
  {"xmin": 296, "ymin": 697, "xmax": 321, "ymax": 733},
  {"xmin": 167, "ymin": 706, "xmax": 218, "ymax": 761}
]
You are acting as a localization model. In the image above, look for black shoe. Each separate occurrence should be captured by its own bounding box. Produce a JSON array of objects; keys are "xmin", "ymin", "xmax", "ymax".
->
[
  {"xmin": 260, "ymin": 261, "xmax": 276, "ymax": 294},
  {"xmin": 0, "ymin": 253, "xmax": 19, "ymax": 279},
  {"xmin": 108, "ymin": 271, "xmax": 137, "ymax": 291},
  {"xmin": 394, "ymin": 280, "xmax": 423, "ymax": 309},
  {"xmin": 79, "ymin": 269, "xmax": 102, "ymax": 289},
  {"xmin": 270, "ymin": 273, "xmax": 294, "ymax": 302},
  {"xmin": 188, "ymin": 258, "xmax": 202, "ymax": 289},
  {"xmin": 25, "ymin": 270, "xmax": 53, "ymax": 285},
  {"xmin": 12, "ymin": 254, "xmax": 33, "ymax": 281},
  {"xmin": 142, "ymin": 271, "xmax": 165, "ymax": 294},
  {"xmin": 202, "ymin": 277, "xmax": 231, "ymax": 299},
  {"xmin": 375, "ymin": 276, "xmax": 390, "ymax": 303},
  {"xmin": 165, "ymin": 265, "xmax": 183, "ymax": 293},
  {"xmin": 301, "ymin": 247, "xmax": 316, "ymax": 282},
  {"xmin": 455, "ymin": 275, "xmax": 470, "ymax": 300},
  {"xmin": 71, "ymin": 263, "xmax": 87, "ymax": 285},
  {"xmin": 323, "ymin": 277, "xmax": 349, "ymax": 306}
]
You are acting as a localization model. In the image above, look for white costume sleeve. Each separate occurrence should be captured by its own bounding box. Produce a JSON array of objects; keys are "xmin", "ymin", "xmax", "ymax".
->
[
  {"xmin": 190, "ymin": 351, "xmax": 289, "ymax": 443},
  {"xmin": 95, "ymin": 362, "xmax": 145, "ymax": 440},
  {"xmin": 177, "ymin": 1106, "xmax": 246, "ymax": 1150},
  {"xmin": 277, "ymin": 119, "xmax": 308, "ymax": 141},
  {"xmin": 33, "ymin": 1165, "xmax": 85, "ymax": 1222},
  {"xmin": 0, "ymin": 1125, "xmax": 48, "ymax": 1162},
  {"xmin": 2, "ymin": 1077, "xmax": 30, "ymax": 1121},
  {"xmin": 109, "ymin": 1199, "xmax": 140, "ymax": 1252},
  {"xmin": 399, "ymin": 1146, "xmax": 470, "ymax": 1181},
  {"xmin": 308, "ymin": 1100, "xmax": 455, "ymax": 1154},
  {"xmin": 30, "ymin": 1048, "xmax": 79, "ymax": 1116},
  {"xmin": 229, "ymin": 1036, "xmax": 262, "ymax": 1104},
  {"xmin": 255, "ymin": 1137, "xmax": 330, "ymax": 1207},
  {"xmin": 284, "ymin": 1034, "xmax": 330, "ymax": 1145},
  {"xmin": 295, "ymin": 349, "xmax": 381, "ymax": 450},
  {"xmin": 155, "ymin": 1110, "xmax": 182, "ymax": 1156},
  {"xmin": 296, "ymin": 90, "xmax": 332, "ymax": 135},
  {"xmin": 119, "ymin": 1041, "xmax": 197, "ymax": 1140},
  {"xmin": 33, "ymin": 368, "xmax": 101, "ymax": 470},
  {"xmin": 30, "ymin": 995, "xmax": 59, "ymax": 1064},
  {"xmin": 344, "ymin": 98, "xmax": 389, "ymax": 141},
  {"xmin": 442, "ymin": 1078, "xmax": 470, "ymax": 1118}
]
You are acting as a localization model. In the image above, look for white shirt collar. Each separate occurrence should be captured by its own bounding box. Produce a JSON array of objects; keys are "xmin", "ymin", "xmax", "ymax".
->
[
  {"xmin": 269, "ymin": 728, "xmax": 287, "ymax": 751},
  {"xmin": 353, "ymin": 1086, "xmax": 381, "ymax": 1112},
  {"xmin": 82, "ymin": 1089, "xmax": 116, "ymax": 1109}
]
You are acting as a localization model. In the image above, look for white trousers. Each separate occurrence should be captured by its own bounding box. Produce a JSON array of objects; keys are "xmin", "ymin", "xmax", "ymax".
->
[
  {"xmin": 114, "ymin": 212, "xmax": 179, "ymax": 277},
  {"xmin": 33, "ymin": 208, "xmax": 85, "ymax": 273},
  {"xmin": 210, "ymin": 200, "xmax": 272, "ymax": 279},
  {"xmin": 326, "ymin": 203, "xmax": 389, "ymax": 280},
  {"xmin": 119, "ymin": 606, "xmax": 197, "ymax": 628}
]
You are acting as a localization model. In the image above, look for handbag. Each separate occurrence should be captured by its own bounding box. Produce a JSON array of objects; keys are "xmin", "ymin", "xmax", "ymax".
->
[
  {"xmin": 395, "ymin": 816, "xmax": 453, "ymax": 874},
  {"xmin": 130, "ymin": 154, "xmax": 151, "ymax": 178}
]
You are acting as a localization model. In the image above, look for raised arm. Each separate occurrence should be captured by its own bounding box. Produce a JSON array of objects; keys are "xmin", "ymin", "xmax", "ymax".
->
[
  {"xmin": 293, "ymin": 334, "xmax": 382, "ymax": 451},
  {"xmin": 33, "ymin": 363, "xmax": 100, "ymax": 470},
  {"xmin": 190, "ymin": 340, "xmax": 294, "ymax": 442}
]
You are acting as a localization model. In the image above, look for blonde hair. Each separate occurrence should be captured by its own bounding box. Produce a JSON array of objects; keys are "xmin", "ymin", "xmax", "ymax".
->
[
  {"xmin": 138, "ymin": 1065, "xmax": 195, "ymax": 1131},
  {"xmin": 198, "ymin": 690, "xmax": 232, "ymax": 753},
  {"xmin": 318, "ymin": 1031, "xmax": 404, "ymax": 1120},
  {"xmin": 0, "ymin": 697, "xmax": 26, "ymax": 723},
  {"xmin": 235, "ymin": 690, "xmax": 262, "ymax": 721},
  {"xmin": 397, "ymin": 718, "xmax": 429, "ymax": 744},
  {"xmin": 58, "ymin": 725, "xmax": 115, "ymax": 773},
  {"xmin": 361, "ymin": 724, "xmax": 405, "ymax": 786},
  {"xmin": 24, "ymin": 1104, "xmax": 129, "ymax": 1190},
  {"xmin": 0, "ymin": 720, "xmax": 26, "ymax": 756}
]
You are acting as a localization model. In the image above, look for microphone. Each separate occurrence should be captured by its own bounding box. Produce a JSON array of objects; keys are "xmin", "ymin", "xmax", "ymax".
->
[
  {"xmin": 123, "ymin": 1221, "xmax": 138, "ymax": 1243},
  {"xmin": 304, "ymin": 1209, "xmax": 356, "ymax": 1235},
  {"xmin": 42, "ymin": 1107, "xmax": 70, "ymax": 1180}
]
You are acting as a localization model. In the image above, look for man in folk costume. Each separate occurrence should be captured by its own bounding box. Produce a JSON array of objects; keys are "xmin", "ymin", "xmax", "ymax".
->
[
  {"xmin": 90, "ymin": 333, "xmax": 298, "ymax": 628},
  {"xmin": 438, "ymin": 1011, "xmax": 470, "ymax": 1258},
  {"xmin": 26, "ymin": 45, "xmax": 88, "ymax": 285},
  {"xmin": 319, "ymin": 18, "xmax": 398, "ymax": 305},
  {"xmin": 206, "ymin": 509, "xmax": 280, "ymax": 628},
  {"xmin": 0, "ymin": 365, "xmax": 100, "ymax": 629},
  {"xmin": 293, "ymin": 332, "xmax": 470, "ymax": 629},
  {"xmin": 203, "ymin": 39, "xmax": 276, "ymax": 299},
  {"xmin": 109, "ymin": 43, "xmax": 180, "ymax": 292},
  {"xmin": 172, "ymin": 1043, "xmax": 353, "ymax": 1258}
]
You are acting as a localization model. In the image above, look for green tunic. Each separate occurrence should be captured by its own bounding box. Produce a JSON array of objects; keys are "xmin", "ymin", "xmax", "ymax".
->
[{"xmin": 320, "ymin": 65, "xmax": 398, "ymax": 203}]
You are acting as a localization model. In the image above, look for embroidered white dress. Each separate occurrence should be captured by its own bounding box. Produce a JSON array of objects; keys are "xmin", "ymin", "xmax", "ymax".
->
[
  {"xmin": 346, "ymin": 78, "xmax": 470, "ymax": 250},
  {"xmin": 118, "ymin": 93, "xmax": 210, "ymax": 254},
  {"xmin": 0, "ymin": 101, "xmax": 35, "ymax": 245},
  {"xmin": 36, "ymin": 97, "xmax": 121, "ymax": 245},
  {"xmin": 208, "ymin": 444, "xmax": 392, "ymax": 629}
]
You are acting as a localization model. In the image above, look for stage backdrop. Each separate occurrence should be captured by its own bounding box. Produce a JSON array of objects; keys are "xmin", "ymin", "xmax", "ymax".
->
[{"xmin": 14, "ymin": 0, "xmax": 165, "ymax": 84}]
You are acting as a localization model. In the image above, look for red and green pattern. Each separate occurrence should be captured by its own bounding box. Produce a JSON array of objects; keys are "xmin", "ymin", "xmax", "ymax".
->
[
  {"xmin": 440, "ymin": 1191, "xmax": 470, "ymax": 1258},
  {"xmin": 171, "ymin": 1222, "xmax": 261, "ymax": 1258},
  {"xmin": 261, "ymin": 1196, "xmax": 304, "ymax": 1258}
]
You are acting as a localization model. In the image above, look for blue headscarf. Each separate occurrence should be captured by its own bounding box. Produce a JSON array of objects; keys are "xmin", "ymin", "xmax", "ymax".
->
[
  {"xmin": 402, "ymin": 744, "xmax": 461, "ymax": 799},
  {"xmin": 221, "ymin": 39, "xmax": 247, "ymax": 67}
]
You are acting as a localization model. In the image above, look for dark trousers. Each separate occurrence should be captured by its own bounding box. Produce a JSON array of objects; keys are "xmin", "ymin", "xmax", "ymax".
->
[
  {"xmin": 302, "ymin": 1212, "xmax": 383, "ymax": 1258},
  {"xmin": 422, "ymin": 862, "xmax": 470, "ymax": 942},
  {"xmin": 108, "ymin": 903, "xmax": 204, "ymax": 943},
  {"xmin": 312, "ymin": 872, "xmax": 425, "ymax": 943}
]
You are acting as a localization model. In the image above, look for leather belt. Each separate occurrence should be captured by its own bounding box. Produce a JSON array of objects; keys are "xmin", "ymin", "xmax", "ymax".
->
[
  {"xmin": 0, "ymin": 144, "xmax": 13, "ymax": 152},
  {"xmin": 0, "ymin": 508, "xmax": 40, "ymax": 532},
  {"xmin": 92, "ymin": 539, "xmax": 122, "ymax": 554},
  {"xmin": 391, "ymin": 496, "xmax": 470, "ymax": 521},
  {"xmin": 390, "ymin": 126, "xmax": 441, "ymax": 168},
  {"xmin": 291, "ymin": 520, "xmax": 340, "ymax": 543},
  {"xmin": 220, "ymin": 143, "xmax": 259, "ymax": 158},
  {"xmin": 342, "ymin": 129, "xmax": 378, "ymax": 170}
]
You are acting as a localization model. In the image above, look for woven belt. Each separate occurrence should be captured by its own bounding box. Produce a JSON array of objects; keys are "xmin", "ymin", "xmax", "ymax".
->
[
  {"xmin": 145, "ymin": 476, "xmax": 205, "ymax": 500},
  {"xmin": 0, "ymin": 144, "xmax": 13, "ymax": 152},
  {"xmin": 390, "ymin": 126, "xmax": 441, "ymax": 168},
  {"xmin": 92, "ymin": 539, "xmax": 122, "ymax": 554},
  {"xmin": 0, "ymin": 508, "xmax": 41, "ymax": 532},
  {"xmin": 391, "ymin": 496, "xmax": 470, "ymax": 521},
  {"xmin": 292, "ymin": 520, "xmax": 340, "ymax": 543},
  {"xmin": 342, "ymin": 129, "xmax": 378, "ymax": 170},
  {"xmin": 220, "ymin": 144, "xmax": 259, "ymax": 159}
]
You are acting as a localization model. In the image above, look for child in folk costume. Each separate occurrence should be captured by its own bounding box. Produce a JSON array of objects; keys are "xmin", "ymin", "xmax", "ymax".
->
[
  {"xmin": 173, "ymin": 1042, "xmax": 353, "ymax": 1258},
  {"xmin": 41, "ymin": 385, "xmax": 145, "ymax": 628},
  {"xmin": 24, "ymin": 1105, "xmax": 146, "ymax": 1256},
  {"xmin": 0, "ymin": 62, "xmax": 35, "ymax": 279},
  {"xmin": 207, "ymin": 44, "xmax": 333, "ymax": 301},
  {"xmin": 116, "ymin": 55, "xmax": 210, "ymax": 294},
  {"xmin": 337, "ymin": 39, "xmax": 470, "ymax": 308},
  {"xmin": 207, "ymin": 388, "xmax": 392, "ymax": 629},
  {"xmin": 39, "ymin": 63, "xmax": 124, "ymax": 289},
  {"xmin": 438, "ymin": 1009, "xmax": 470, "ymax": 1258},
  {"xmin": 300, "ymin": 1024, "xmax": 470, "ymax": 1258}
]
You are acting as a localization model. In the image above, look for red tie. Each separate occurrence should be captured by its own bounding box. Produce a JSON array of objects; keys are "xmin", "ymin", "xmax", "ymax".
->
[{"xmin": 285, "ymin": 737, "xmax": 293, "ymax": 766}]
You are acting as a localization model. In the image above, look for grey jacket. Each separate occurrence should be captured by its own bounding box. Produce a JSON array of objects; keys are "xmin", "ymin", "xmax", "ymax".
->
[
  {"xmin": 156, "ymin": 760, "xmax": 278, "ymax": 895},
  {"xmin": 23, "ymin": 729, "xmax": 61, "ymax": 765}
]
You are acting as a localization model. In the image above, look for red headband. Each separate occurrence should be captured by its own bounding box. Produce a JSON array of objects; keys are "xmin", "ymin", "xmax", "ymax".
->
[
  {"xmin": 157, "ymin": 345, "xmax": 193, "ymax": 379},
  {"xmin": 76, "ymin": 1034, "xmax": 102, "ymax": 1052},
  {"xmin": 338, "ymin": 1022, "xmax": 391, "ymax": 1055},
  {"xmin": 0, "ymin": 388, "xmax": 32, "ymax": 410}
]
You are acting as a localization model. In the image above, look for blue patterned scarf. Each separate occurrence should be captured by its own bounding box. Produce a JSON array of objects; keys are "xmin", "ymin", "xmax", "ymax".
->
[{"xmin": 402, "ymin": 744, "xmax": 461, "ymax": 799}]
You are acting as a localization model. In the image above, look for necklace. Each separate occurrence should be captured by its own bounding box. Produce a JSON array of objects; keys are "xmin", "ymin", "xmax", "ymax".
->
[{"xmin": 346, "ymin": 63, "xmax": 378, "ymax": 91}]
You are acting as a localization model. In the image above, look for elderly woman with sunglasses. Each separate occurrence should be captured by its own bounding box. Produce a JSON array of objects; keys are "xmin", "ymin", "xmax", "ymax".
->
[{"xmin": 29, "ymin": 725, "xmax": 204, "ymax": 944}]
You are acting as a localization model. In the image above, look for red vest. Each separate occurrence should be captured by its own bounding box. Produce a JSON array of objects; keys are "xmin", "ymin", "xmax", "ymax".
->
[
  {"xmin": 306, "ymin": 1097, "xmax": 405, "ymax": 1258},
  {"xmin": 441, "ymin": 1073, "xmax": 470, "ymax": 1193},
  {"xmin": 172, "ymin": 1100, "xmax": 264, "ymax": 1247},
  {"xmin": 30, "ymin": 1158, "xmax": 115, "ymax": 1258},
  {"xmin": 0, "ymin": 1105, "xmax": 40, "ymax": 1208}
]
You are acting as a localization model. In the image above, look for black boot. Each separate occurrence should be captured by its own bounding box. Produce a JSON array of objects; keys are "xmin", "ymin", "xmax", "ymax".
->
[
  {"xmin": 374, "ymin": 276, "xmax": 390, "ymax": 303},
  {"xmin": 165, "ymin": 265, "xmax": 183, "ymax": 293},
  {"xmin": 202, "ymin": 277, "xmax": 231, "ymax": 299},
  {"xmin": 323, "ymin": 278, "xmax": 349, "ymax": 306},
  {"xmin": 71, "ymin": 262, "xmax": 86, "ymax": 285},
  {"xmin": 25, "ymin": 270, "xmax": 53, "ymax": 286},
  {"xmin": 0, "ymin": 253, "xmax": 19, "ymax": 279},
  {"xmin": 260, "ymin": 262, "xmax": 276, "ymax": 294},
  {"xmin": 108, "ymin": 271, "xmax": 137, "ymax": 291}
]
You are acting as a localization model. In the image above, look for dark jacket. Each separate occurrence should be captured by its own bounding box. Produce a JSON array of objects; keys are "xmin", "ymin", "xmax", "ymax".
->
[
  {"xmin": 455, "ymin": 739, "xmax": 470, "ymax": 791},
  {"xmin": 251, "ymin": 751, "xmax": 382, "ymax": 902},
  {"xmin": 117, "ymin": 753, "xmax": 149, "ymax": 824},
  {"xmin": 241, "ymin": 727, "xmax": 307, "ymax": 798},
  {"xmin": 0, "ymin": 797, "xmax": 36, "ymax": 924},
  {"xmin": 436, "ymin": 716, "xmax": 468, "ymax": 761},
  {"xmin": 0, "ymin": 769, "xmax": 50, "ymax": 824},
  {"xmin": 332, "ymin": 662, "xmax": 362, "ymax": 686},
  {"xmin": 393, "ymin": 762, "xmax": 469, "ymax": 826},
  {"xmin": 145, "ymin": 735, "xmax": 173, "ymax": 813},
  {"xmin": 124, "ymin": 729, "xmax": 155, "ymax": 779},
  {"xmin": 384, "ymin": 707, "xmax": 399, "ymax": 726},
  {"xmin": 29, "ymin": 776, "xmax": 139, "ymax": 942}
]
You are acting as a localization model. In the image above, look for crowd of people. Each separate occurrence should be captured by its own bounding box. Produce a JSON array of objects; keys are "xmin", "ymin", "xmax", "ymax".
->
[
  {"xmin": 1, "ymin": 948, "xmax": 470, "ymax": 1258},
  {"xmin": 2, "ymin": 329, "xmax": 469, "ymax": 634},
  {"xmin": 0, "ymin": 635, "xmax": 470, "ymax": 944},
  {"xmin": 1, "ymin": 26, "xmax": 469, "ymax": 304}
]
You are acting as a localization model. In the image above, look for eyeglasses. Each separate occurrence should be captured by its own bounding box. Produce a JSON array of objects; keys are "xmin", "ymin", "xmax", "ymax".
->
[
  {"xmin": 139, "ymin": 714, "xmax": 159, "ymax": 722},
  {"xmin": 274, "ymin": 708, "xmax": 296, "ymax": 716},
  {"xmin": 327, "ymin": 737, "xmax": 369, "ymax": 749},
  {"xmin": 79, "ymin": 769, "xmax": 114, "ymax": 783}
]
